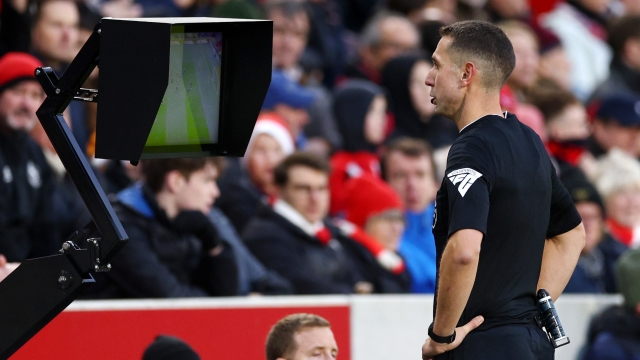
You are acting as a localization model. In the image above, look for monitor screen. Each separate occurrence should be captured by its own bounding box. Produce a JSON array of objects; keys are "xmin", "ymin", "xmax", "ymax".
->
[{"xmin": 142, "ymin": 27, "xmax": 222, "ymax": 157}]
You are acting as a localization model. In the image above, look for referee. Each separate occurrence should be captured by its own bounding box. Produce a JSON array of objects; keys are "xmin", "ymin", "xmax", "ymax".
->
[{"xmin": 421, "ymin": 21, "xmax": 585, "ymax": 360}]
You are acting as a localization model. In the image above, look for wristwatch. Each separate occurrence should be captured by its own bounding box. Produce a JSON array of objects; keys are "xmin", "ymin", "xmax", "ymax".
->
[{"xmin": 428, "ymin": 322, "xmax": 456, "ymax": 344}]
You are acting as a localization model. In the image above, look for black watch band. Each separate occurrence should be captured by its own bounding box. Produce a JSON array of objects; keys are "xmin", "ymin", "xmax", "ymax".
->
[{"xmin": 428, "ymin": 322, "xmax": 456, "ymax": 344}]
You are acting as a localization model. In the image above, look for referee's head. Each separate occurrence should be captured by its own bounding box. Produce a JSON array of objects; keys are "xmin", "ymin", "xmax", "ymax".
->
[{"xmin": 439, "ymin": 20, "xmax": 516, "ymax": 91}]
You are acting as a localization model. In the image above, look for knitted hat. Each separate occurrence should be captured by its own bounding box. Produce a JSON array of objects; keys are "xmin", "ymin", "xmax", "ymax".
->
[
  {"xmin": 244, "ymin": 114, "xmax": 295, "ymax": 157},
  {"xmin": 142, "ymin": 335, "xmax": 200, "ymax": 360},
  {"xmin": 563, "ymin": 172, "xmax": 605, "ymax": 216},
  {"xmin": 596, "ymin": 93, "xmax": 640, "ymax": 127},
  {"xmin": 0, "ymin": 52, "xmax": 43, "ymax": 94},
  {"xmin": 262, "ymin": 70, "xmax": 316, "ymax": 110},
  {"xmin": 344, "ymin": 175, "xmax": 404, "ymax": 229},
  {"xmin": 615, "ymin": 248, "xmax": 640, "ymax": 309}
]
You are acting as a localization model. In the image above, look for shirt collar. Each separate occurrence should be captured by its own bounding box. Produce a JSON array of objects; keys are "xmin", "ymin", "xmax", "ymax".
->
[{"xmin": 459, "ymin": 111, "xmax": 507, "ymax": 133}]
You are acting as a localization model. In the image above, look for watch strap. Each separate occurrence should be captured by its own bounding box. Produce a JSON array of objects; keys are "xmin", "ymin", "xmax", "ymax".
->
[{"xmin": 428, "ymin": 322, "xmax": 456, "ymax": 344}]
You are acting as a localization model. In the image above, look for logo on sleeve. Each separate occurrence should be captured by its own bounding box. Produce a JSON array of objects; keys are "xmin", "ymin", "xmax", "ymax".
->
[{"xmin": 447, "ymin": 168, "xmax": 482, "ymax": 197}]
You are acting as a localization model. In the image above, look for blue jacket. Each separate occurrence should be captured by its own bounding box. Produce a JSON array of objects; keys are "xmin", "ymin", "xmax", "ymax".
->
[{"xmin": 398, "ymin": 203, "xmax": 437, "ymax": 293}]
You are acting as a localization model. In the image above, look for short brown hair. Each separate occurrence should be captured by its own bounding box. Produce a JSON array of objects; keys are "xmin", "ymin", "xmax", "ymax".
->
[
  {"xmin": 439, "ymin": 20, "xmax": 515, "ymax": 90},
  {"xmin": 381, "ymin": 137, "xmax": 436, "ymax": 181},
  {"xmin": 265, "ymin": 313, "xmax": 331, "ymax": 360},
  {"xmin": 608, "ymin": 15, "xmax": 640, "ymax": 57},
  {"xmin": 274, "ymin": 152, "xmax": 331, "ymax": 187},
  {"xmin": 143, "ymin": 157, "xmax": 225, "ymax": 193},
  {"xmin": 531, "ymin": 89, "xmax": 581, "ymax": 124}
]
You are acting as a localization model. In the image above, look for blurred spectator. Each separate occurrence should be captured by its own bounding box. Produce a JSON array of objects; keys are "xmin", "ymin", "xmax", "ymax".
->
[
  {"xmin": 142, "ymin": 335, "xmax": 200, "ymax": 360},
  {"xmin": 0, "ymin": 52, "xmax": 60, "ymax": 262},
  {"xmin": 243, "ymin": 152, "xmax": 399, "ymax": 294},
  {"xmin": 541, "ymin": 0, "xmax": 613, "ymax": 101},
  {"xmin": 344, "ymin": 175, "xmax": 404, "ymax": 251},
  {"xmin": 499, "ymin": 21, "xmax": 539, "ymax": 100},
  {"xmin": 83, "ymin": 158, "xmax": 239, "ymax": 298},
  {"xmin": 381, "ymin": 137, "xmax": 438, "ymax": 293},
  {"xmin": 341, "ymin": 12, "xmax": 419, "ymax": 85},
  {"xmin": 216, "ymin": 116, "xmax": 295, "ymax": 233},
  {"xmin": 29, "ymin": 110, "xmax": 92, "ymax": 242},
  {"xmin": 266, "ymin": 0, "xmax": 343, "ymax": 154},
  {"xmin": 0, "ymin": 0, "xmax": 31, "ymax": 54},
  {"xmin": 619, "ymin": 0, "xmax": 640, "ymax": 15},
  {"xmin": 591, "ymin": 15, "xmax": 640, "ymax": 102},
  {"xmin": 532, "ymin": 88, "xmax": 596, "ymax": 180},
  {"xmin": 485, "ymin": 0, "xmax": 531, "ymax": 22},
  {"xmin": 534, "ymin": 25, "xmax": 572, "ymax": 91},
  {"xmin": 342, "ymin": 175, "xmax": 411, "ymax": 293},
  {"xmin": 563, "ymin": 175, "xmax": 626, "ymax": 293},
  {"xmin": 414, "ymin": 0, "xmax": 460, "ymax": 54},
  {"xmin": 31, "ymin": 0, "xmax": 79, "ymax": 70},
  {"xmin": 266, "ymin": 313, "xmax": 338, "ymax": 360},
  {"xmin": 31, "ymin": 0, "xmax": 90, "ymax": 154},
  {"xmin": 305, "ymin": 0, "xmax": 350, "ymax": 88},
  {"xmin": 208, "ymin": 207, "xmax": 294, "ymax": 295},
  {"xmin": 588, "ymin": 94, "xmax": 640, "ymax": 158},
  {"xmin": 584, "ymin": 247, "xmax": 640, "ymax": 359},
  {"xmin": 592, "ymin": 149, "xmax": 640, "ymax": 248},
  {"xmin": 329, "ymin": 80, "xmax": 386, "ymax": 215},
  {"xmin": 498, "ymin": 21, "xmax": 547, "ymax": 141},
  {"xmin": 261, "ymin": 70, "xmax": 317, "ymax": 149},
  {"xmin": 381, "ymin": 53, "xmax": 458, "ymax": 149}
]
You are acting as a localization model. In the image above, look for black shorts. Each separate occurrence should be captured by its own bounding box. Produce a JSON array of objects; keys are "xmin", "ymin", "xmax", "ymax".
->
[{"xmin": 434, "ymin": 321, "xmax": 555, "ymax": 360}]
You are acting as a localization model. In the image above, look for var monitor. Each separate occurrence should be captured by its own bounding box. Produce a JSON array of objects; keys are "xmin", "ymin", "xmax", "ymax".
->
[{"xmin": 95, "ymin": 17, "xmax": 272, "ymax": 161}]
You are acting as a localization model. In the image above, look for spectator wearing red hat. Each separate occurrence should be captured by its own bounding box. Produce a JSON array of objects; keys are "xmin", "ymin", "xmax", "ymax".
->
[
  {"xmin": 216, "ymin": 115, "xmax": 295, "ymax": 233},
  {"xmin": 0, "ymin": 52, "xmax": 61, "ymax": 262},
  {"xmin": 341, "ymin": 175, "xmax": 411, "ymax": 293},
  {"xmin": 344, "ymin": 175, "xmax": 405, "ymax": 251},
  {"xmin": 243, "ymin": 152, "xmax": 408, "ymax": 294}
]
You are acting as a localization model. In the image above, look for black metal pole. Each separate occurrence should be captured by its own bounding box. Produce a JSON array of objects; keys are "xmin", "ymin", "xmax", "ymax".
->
[{"xmin": 0, "ymin": 23, "xmax": 128, "ymax": 358}]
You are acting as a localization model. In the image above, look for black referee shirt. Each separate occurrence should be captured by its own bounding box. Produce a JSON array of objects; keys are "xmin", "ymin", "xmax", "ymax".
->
[{"xmin": 432, "ymin": 112, "xmax": 582, "ymax": 331}]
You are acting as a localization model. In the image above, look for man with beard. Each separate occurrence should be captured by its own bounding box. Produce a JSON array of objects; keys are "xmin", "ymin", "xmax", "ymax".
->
[{"xmin": 0, "ymin": 52, "xmax": 60, "ymax": 262}]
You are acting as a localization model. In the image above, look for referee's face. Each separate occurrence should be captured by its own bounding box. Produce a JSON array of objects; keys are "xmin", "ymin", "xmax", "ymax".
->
[{"xmin": 425, "ymin": 36, "xmax": 463, "ymax": 120}]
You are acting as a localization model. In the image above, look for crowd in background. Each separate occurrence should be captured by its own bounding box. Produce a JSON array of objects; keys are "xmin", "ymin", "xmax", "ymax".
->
[{"xmin": 2, "ymin": 0, "xmax": 640, "ymax": 356}]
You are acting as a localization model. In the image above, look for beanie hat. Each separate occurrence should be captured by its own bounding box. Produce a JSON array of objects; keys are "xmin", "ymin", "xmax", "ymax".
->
[
  {"xmin": 142, "ymin": 335, "xmax": 200, "ymax": 360},
  {"xmin": 0, "ymin": 52, "xmax": 43, "ymax": 94},
  {"xmin": 344, "ymin": 175, "xmax": 403, "ymax": 229},
  {"xmin": 615, "ymin": 248, "xmax": 640, "ymax": 310},
  {"xmin": 563, "ymin": 172, "xmax": 605, "ymax": 216},
  {"xmin": 244, "ymin": 114, "xmax": 295, "ymax": 157}
]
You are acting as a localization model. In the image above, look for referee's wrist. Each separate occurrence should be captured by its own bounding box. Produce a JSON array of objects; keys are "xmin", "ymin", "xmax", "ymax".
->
[{"xmin": 429, "ymin": 322, "xmax": 456, "ymax": 344}]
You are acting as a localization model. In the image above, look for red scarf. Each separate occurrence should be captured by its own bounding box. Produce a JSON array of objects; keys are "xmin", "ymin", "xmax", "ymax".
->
[
  {"xmin": 546, "ymin": 141, "xmax": 585, "ymax": 166},
  {"xmin": 605, "ymin": 218, "xmax": 635, "ymax": 247}
]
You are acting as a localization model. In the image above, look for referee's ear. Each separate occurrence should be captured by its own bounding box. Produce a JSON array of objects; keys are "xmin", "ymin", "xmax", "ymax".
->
[{"xmin": 460, "ymin": 62, "xmax": 478, "ymax": 88}]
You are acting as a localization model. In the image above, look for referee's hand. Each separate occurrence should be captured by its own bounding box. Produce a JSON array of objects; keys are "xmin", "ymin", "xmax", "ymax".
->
[{"xmin": 421, "ymin": 316, "xmax": 484, "ymax": 360}]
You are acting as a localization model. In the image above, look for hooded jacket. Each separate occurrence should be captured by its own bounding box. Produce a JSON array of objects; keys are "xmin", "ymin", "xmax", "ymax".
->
[{"xmin": 381, "ymin": 54, "xmax": 458, "ymax": 149}]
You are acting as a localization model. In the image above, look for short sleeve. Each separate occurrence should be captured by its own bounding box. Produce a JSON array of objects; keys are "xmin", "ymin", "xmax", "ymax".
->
[
  {"xmin": 445, "ymin": 138, "xmax": 493, "ymax": 237},
  {"xmin": 546, "ymin": 165, "xmax": 582, "ymax": 238}
]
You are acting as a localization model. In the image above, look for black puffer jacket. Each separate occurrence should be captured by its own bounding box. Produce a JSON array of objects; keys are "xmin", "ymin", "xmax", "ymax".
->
[
  {"xmin": 242, "ymin": 203, "xmax": 410, "ymax": 294},
  {"xmin": 82, "ymin": 184, "xmax": 238, "ymax": 299}
]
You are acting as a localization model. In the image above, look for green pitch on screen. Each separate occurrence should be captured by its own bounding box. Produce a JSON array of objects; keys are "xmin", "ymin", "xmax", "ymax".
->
[{"xmin": 145, "ymin": 27, "xmax": 222, "ymax": 152}]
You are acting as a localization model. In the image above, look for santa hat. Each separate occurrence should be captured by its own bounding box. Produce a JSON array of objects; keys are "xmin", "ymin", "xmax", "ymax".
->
[
  {"xmin": 344, "ymin": 175, "xmax": 404, "ymax": 229},
  {"xmin": 244, "ymin": 113, "xmax": 295, "ymax": 157},
  {"xmin": 0, "ymin": 52, "xmax": 43, "ymax": 94}
]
